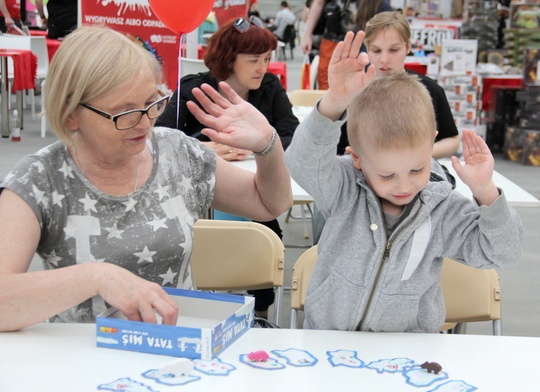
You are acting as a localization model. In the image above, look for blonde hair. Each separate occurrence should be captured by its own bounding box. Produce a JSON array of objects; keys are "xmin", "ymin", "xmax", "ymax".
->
[
  {"xmin": 364, "ymin": 11, "xmax": 411, "ymax": 49},
  {"xmin": 43, "ymin": 25, "xmax": 163, "ymax": 141},
  {"xmin": 347, "ymin": 73, "xmax": 436, "ymax": 153}
]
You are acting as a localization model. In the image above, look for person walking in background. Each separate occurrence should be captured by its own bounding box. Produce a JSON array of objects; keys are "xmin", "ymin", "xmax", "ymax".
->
[
  {"xmin": 301, "ymin": 0, "xmax": 392, "ymax": 89},
  {"xmin": 273, "ymin": 1, "xmax": 296, "ymax": 41},
  {"xmin": 35, "ymin": 0, "xmax": 77, "ymax": 39},
  {"xmin": 156, "ymin": 17, "xmax": 298, "ymax": 320},
  {"xmin": 0, "ymin": 0, "xmax": 22, "ymax": 33},
  {"xmin": 302, "ymin": 0, "xmax": 326, "ymax": 59}
]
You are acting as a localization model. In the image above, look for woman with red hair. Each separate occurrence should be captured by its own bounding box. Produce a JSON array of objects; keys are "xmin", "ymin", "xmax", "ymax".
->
[{"xmin": 157, "ymin": 16, "xmax": 299, "ymax": 320}]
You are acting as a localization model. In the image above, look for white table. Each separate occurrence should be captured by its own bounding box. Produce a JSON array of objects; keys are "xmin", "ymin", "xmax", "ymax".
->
[
  {"xmin": 439, "ymin": 158, "xmax": 540, "ymax": 207},
  {"xmin": 232, "ymin": 157, "xmax": 312, "ymax": 202},
  {"xmin": 1, "ymin": 323, "xmax": 539, "ymax": 391}
]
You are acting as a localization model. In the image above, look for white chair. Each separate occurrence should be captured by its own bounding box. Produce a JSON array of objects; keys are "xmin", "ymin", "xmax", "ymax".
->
[
  {"xmin": 179, "ymin": 57, "xmax": 208, "ymax": 78},
  {"xmin": 30, "ymin": 36, "xmax": 49, "ymax": 119}
]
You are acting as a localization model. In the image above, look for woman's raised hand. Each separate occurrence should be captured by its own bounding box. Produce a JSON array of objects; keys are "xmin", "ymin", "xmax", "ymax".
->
[{"xmin": 187, "ymin": 82, "xmax": 275, "ymax": 154}]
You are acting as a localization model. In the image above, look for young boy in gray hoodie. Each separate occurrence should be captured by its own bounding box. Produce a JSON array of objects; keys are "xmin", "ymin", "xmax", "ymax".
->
[{"xmin": 284, "ymin": 31, "xmax": 524, "ymax": 333}]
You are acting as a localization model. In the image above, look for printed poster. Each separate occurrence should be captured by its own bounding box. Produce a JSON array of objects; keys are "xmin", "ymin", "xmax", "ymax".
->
[{"xmin": 80, "ymin": 0, "xmax": 248, "ymax": 90}]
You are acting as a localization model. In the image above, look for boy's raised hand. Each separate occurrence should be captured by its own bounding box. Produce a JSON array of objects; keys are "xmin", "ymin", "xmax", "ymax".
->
[
  {"xmin": 451, "ymin": 130, "xmax": 500, "ymax": 206},
  {"xmin": 319, "ymin": 31, "xmax": 376, "ymax": 120}
]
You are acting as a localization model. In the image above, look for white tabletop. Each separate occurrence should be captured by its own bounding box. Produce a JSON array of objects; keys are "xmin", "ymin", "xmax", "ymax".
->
[
  {"xmin": 1, "ymin": 323, "xmax": 539, "ymax": 391},
  {"xmin": 439, "ymin": 158, "xmax": 540, "ymax": 207},
  {"xmin": 232, "ymin": 157, "xmax": 313, "ymax": 202}
]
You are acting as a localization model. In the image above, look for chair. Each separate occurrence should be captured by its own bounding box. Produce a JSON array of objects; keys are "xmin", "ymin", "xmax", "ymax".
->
[
  {"xmin": 440, "ymin": 257, "xmax": 502, "ymax": 335},
  {"xmin": 179, "ymin": 57, "xmax": 208, "ymax": 78},
  {"xmin": 288, "ymin": 89, "xmax": 326, "ymax": 107},
  {"xmin": 278, "ymin": 24, "xmax": 296, "ymax": 61},
  {"xmin": 290, "ymin": 245, "xmax": 318, "ymax": 329},
  {"xmin": 30, "ymin": 36, "xmax": 49, "ymax": 121},
  {"xmin": 191, "ymin": 219, "xmax": 285, "ymax": 326}
]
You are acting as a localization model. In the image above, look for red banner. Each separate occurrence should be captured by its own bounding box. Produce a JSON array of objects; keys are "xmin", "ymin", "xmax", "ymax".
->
[{"xmin": 80, "ymin": 0, "xmax": 248, "ymax": 90}]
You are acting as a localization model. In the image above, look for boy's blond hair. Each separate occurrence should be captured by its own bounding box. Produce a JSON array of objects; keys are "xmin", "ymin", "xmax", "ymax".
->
[
  {"xmin": 364, "ymin": 11, "xmax": 411, "ymax": 49},
  {"xmin": 347, "ymin": 73, "xmax": 436, "ymax": 154}
]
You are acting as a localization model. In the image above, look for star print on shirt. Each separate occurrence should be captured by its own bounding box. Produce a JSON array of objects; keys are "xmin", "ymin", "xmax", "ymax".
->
[
  {"xmin": 147, "ymin": 218, "xmax": 168, "ymax": 232},
  {"xmin": 159, "ymin": 267, "xmax": 178, "ymax": 285},
  {"xmin": 58, "ymin": 160, "xmax": 75, "ymax": 179},
  {"xmin": 179, "ymin": 175, "xmax": 194, "ymax": 193},
  {"xmin": 79, "ymin": 192, "xmax": 98, "ymax": 212},
  {"xmin": 134, "ymin": 246, "xmax": 157, "ymax": 264},
  {"xmin": 51, "ymin": 190, "xmax": 65, "ymax": 207},
  {"xmin": 44, "ymin": 250, "xmax": 62, "ymax": 267},
  {"xmin": 122, "ymin": 198, "xmax": 137, "ymax": 212},
  {"xmin": 104, "ymin": 222, "xmax": 124, "ymax": 239},
  {"xmin": 155, "ymin": 185, "xmax": 170, "ymax": 201},
  {"xmin": 32, "ymin": 161, "xmax": 45, "ymax": 173},
  {"xmin": 32, "ymin": 184, "xmax": 49, "ymax": 208},
  {"xmin": 192, "ymin": 144, "xmax": 206, "ymax": 159}
]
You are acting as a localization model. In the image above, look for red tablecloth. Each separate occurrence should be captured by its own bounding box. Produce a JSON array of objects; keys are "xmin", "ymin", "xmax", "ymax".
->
[
  {"xmin": 45, "ymin": 38, "xmax": 62, "ymax": 62},
  {"xmin": 0, "ymin": 49, "xmax": 37, "ymax": 91},
  {"xmin": 268, "ymin": 62, "xmax": 287, "ymax": 90}
]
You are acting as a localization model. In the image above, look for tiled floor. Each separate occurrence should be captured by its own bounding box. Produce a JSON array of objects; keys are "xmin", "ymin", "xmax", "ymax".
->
[{"xmin": 1, "ymin": 45, "xmax": 539, "ymax": 337}]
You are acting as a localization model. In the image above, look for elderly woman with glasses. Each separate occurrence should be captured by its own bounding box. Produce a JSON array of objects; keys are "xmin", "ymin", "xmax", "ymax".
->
[
  {"xmin": 0, "ymin": 25, "xmax": 292, "ymax": 331},
  {"xmin": 157, "ymin": 16, "xmax": 299, "ymax": 320}
]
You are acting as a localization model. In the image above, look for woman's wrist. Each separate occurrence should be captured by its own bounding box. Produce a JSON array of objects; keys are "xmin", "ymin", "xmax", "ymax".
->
[{"xmin": 254, "ymin": 127, "xmax": 278, "ymax": 156}]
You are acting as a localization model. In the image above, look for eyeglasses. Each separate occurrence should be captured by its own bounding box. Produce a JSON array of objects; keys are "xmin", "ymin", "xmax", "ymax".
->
[
  {"xmin": 80, "ymin": 89, "xmax": 170, "ymax": 131},
  {"xmin": 233, "ymin": 15, "xmax": 265, "ymax": 33}
]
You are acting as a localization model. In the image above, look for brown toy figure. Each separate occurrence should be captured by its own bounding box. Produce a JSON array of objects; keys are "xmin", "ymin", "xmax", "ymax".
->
[{"xmin": 420, "ymin": 361, "xmax": 442, "ymax": 374}]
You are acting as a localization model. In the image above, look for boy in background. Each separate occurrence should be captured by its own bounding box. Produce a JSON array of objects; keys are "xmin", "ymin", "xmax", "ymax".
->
[{"xmin": 285, "ymin": 31, "xmax": 523, "ymax": 332}]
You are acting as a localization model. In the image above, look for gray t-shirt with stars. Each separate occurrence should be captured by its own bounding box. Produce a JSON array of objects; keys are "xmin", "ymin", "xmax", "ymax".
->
[{"xmin": 1, "ymin": 127, "xmax": 216, "ymax": 323}]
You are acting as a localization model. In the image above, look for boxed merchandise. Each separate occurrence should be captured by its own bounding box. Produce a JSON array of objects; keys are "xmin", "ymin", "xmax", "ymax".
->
[
  {"xmin": 503, "ymin": 126, "xmax": 525, "ymax": 161},
  {"xmin": 96, "ymin": 288, "xmax": 254, "ymax": 359},
  {"xmin": 522, "ymin": 130, "xmax": 540, "ymax": 165}
]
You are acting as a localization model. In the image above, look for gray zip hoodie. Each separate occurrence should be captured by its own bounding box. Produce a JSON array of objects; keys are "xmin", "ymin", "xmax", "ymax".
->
[{"xmin": 284, "ymin": 107, "xmax": 524, "ymax": 333}]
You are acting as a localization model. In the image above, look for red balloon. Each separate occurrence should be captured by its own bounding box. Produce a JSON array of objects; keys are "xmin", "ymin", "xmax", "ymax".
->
[{"xmin": 149, "ymin": 0, "xmax": 215, "ymax": 35}]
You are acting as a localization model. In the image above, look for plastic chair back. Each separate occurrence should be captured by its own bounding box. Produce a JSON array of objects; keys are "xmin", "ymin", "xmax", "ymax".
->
[
  {"xmin": 30, "ymin": 36, "xmax": 49, "ymax": 79},
  {"xmin": 290, "ymin": 245, "xmax": 318, "ymax": 329},
  {"xmin": 288, "ymin": 89, "xmax": 326, "ymax": 107},
  {"xmin": 440, "ymin": 258, "xmax": 502, "ymax": 335},
  {"xmin": 191, "ymin": 219, "xmax": 285, "ymax": 326}
]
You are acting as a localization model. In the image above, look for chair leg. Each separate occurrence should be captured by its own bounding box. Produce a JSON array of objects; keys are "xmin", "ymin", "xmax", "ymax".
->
[
  {"xmin": 453, "ymin": 323, "xmax": 467, "ymax": 334},
  {"xmin": 273, "ymin": 286, "xmax": 283, "ymax": 327},
  {"xmin": 493, "ymin": 319, "xmax": 502, "ymax": 336}
]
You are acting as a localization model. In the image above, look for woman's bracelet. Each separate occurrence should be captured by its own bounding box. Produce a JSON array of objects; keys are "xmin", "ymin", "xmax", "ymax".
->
[{"xmin": 254, "ymin": 128, "xmax": 277, "ymax": 156}]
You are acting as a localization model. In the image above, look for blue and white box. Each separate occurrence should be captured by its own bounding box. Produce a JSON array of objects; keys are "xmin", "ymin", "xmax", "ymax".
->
[{"xmin": 96, "ymin": 288, "xmax": 254, "ymax": 359}]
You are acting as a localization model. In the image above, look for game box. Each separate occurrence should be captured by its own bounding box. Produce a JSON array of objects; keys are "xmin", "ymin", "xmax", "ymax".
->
[{"xmin": 96, "ymin": 288, "xmax": 254, "ymax": 359}]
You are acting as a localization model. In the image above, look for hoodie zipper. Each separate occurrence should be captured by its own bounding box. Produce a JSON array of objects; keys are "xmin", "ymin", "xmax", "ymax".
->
[{"xmin": 356, "ymin": 196, "xmax": 423, "ymax": 331}]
